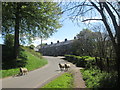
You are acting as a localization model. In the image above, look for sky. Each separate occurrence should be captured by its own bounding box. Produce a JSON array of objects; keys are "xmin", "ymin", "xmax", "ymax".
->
[
  {"xmin": 31, "ymin": 13, "xmax": 93, "ymax": 46},
  {"xmin": 31, "ymin": 16, "xmax": 86, "ymax": 46},
  {"xmin": 31, "ymin": 6, "xmax": 102, "ymax": 47},
  {"xmin": 0, "ymin": 10, "xmax": 88, "ymax": 46},
  {"xmin": 0, "ymin": 1, "xmax": 102, "ymax": 47}
]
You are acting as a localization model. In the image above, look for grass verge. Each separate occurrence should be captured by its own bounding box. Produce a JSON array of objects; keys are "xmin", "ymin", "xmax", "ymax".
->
[
  {"xmin": 81, "ymin": 69, "xmax": 117, "ymax": 88},
  {"xmin": 42, "ymin": 72, "xmax": 73, "ymax": 88},
  {"xmin": 1, "ymin": 48, "xmax": 48, "ymax": 78}
]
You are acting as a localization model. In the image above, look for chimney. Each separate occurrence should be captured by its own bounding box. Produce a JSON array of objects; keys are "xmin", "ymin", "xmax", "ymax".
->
[
  {"xmin": 57, "ymin": 40, "xmax": 59, "ymax": 43},
  {"xmin": 51, "ymin": 42, "xmax": 53, "ymax": 44},
  {"xmin": 65, "ymin": 38, "xmax": 67, "ymax": 42}
]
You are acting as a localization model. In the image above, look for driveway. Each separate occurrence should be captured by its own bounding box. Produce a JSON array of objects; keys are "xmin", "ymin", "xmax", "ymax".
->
[{"xmin": 2, "ymin": 56, "xmax": 67, "ymax": 88}]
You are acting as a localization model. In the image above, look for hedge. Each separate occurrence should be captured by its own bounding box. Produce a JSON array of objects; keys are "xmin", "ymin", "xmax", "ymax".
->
[{"xmin": 64, "ymin": 55, "xmax": 95, "ymax": 67}]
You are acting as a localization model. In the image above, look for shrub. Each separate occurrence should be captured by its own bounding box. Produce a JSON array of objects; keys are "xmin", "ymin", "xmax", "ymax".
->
[
  {"xmin": 85, "ymin": 60, "xmax": 96, "ymax": 69},
  {"xmin": 64, "ymin": 55, "xmax": 95, "ymax": 67},
  {"xmin": 2, "ymin": 47, "xmax": 15, "ymax": 69},
  {"xmin": 64, "ymin": 55, "xmax": 75, "ymax": 62},
  {"xmin": 76, "ymin": 58, "xmax": 86, "ymax": 67},
  {"xmin": 81, "ymin": 69, "xmax": 117, "ymax": 88},
  {"xmin": 29, "ymin": 44, "xmax": 35, "ymax": 49}
]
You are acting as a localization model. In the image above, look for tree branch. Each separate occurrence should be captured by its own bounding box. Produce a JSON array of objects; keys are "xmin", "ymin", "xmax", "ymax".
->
[
  {"xmin": 103, "ymin": 2, "xmax": 119, "ymax": 32},
  {"xmin": 61, "ymin": 3, "xmax": 93, "ymax": 14},
  {"xmin": 82, "ymin": 19, "xmax": 102, "ymax": 22},
  {"xmin": 89, "ymin": 1, "xmax": 116, "ymax": 46},
  {"xmin": 107, "ymin": 2, "xmax": 120, "ymax": 19},
  {"xmin": 89, "ymin": 0, "xmax": 101, "ymax": 13}
]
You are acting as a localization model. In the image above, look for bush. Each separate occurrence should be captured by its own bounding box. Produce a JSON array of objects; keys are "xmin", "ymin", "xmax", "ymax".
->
[
  {"xmin": 29, "ymin": 44, "xmax": 35, "ymax": 49},
  {"xmin": 64, "ymin": 55, "xmax": 75, "ymax": 62},
  {"xmin": 2, "ymin": 46, "xmax": 15, "ymax": 69},
  {"xmin": 64, "ymin": 55, "xmax": 95, "ymax": 67},
  {"xmin": 2, "ymin": 46, "xmax": 28, "ymax": 69},
  {"xmin": 85, "ymin": 60, "xmax": 96, "ymax": 69},
  {"xmin": 81, "ymin": 69, "xmax": 117, "ymax": 88},
  {"xmin": 2, "ymin": 34, "xmax": 16, "ymax": 69},
  {"xmin": 76, "ymin": 58, "xmax": 86, "ymax": 67}
]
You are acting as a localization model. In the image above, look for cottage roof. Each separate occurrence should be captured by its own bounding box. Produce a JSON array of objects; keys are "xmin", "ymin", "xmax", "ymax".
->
[{"xmin": 43, "ymin": 40, "xmax": 73, "ymax": 48}]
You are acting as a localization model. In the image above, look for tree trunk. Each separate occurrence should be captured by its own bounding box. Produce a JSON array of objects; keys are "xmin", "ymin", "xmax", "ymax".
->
[
  {"xmin": 41, "ymin": 36, "xmax": 43, "ymax": 48},
  {"xmin": 115, "ymin": 26, "xmax": 120, "ymax": 88},
  {"xmin": 90, "ymin": 2, "xmax": 120, "ymax": 87},
  {"xmin": 14, "ymin": 3, "xmax": 21, "ymax": 59}
]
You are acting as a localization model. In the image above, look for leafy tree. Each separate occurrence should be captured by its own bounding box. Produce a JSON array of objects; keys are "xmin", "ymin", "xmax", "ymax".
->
[
  {"xmin": 72, "ymin": 29, "xmax": 98, "ymax": 56},
  {"xmin": 2, "ymin": 2, "xmax": 62, "ymax": 59},
  {"xmin": 2, "ymin": 34, "xmax": 15, "ymax": 69},
  {"xmin": 4, "ymin": 34, "xmax": 14, "ymax": 48}
]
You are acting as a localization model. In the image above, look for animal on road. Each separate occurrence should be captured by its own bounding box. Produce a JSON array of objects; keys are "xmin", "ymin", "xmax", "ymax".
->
[
  {"xmin": 58, "ymin": 63, "xmax": 65, "ymax": 71},
  {"xmin": 20, "ymin": 67, "xmax": 28, "ymax": 75},
  {"xmin": 65, "ymin": 63, "xmax": 70, "ymax": 71}
]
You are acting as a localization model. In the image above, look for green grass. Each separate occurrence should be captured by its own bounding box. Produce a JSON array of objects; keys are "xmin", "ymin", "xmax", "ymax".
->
[
  {"xmin": 42, "ymin": 73, "xmax": 73, "ymax": 88},
  {"xmin": 25, "ymin": 51, "xmax": 47, "ymax": 71},
  {"xmin": 1, "ymin": 48, "xmax": 48, "ymax": 78},
  {"xmin": 2, "ymin": 68, "xmax": 20, "ymax": 78},
  {"xmin": 81, "ymin": 69, "xmax": 117, "ymax": 88},
  {"xmin": 23, "ymin": 47, "xmax": 42, "ymax": 58}
]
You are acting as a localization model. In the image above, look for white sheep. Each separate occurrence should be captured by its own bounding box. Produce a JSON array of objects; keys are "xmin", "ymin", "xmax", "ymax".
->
[
  {"xmin": 58, "ymin": 63, "xmax": 65, "ymax": 71},
  {"xmin": 20, "ymin": 67, "xmax": 28, "ymax": 75},
  {"xmin": 64, "ymin": 63, "xmax": 70, "ymax": 71}
]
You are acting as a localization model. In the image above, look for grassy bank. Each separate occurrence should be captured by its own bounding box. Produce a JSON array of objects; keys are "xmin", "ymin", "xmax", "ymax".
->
[
  {"xmin": 81, "ymin": 69, "xmax": 117, "ymax": 88},
  {"xmin": 1, "ymin": 48, "xmax": 48, "ymax": 78},
  {"xmin": 42, "ymin": 72, "xmax": 73, "ymax": 88}
]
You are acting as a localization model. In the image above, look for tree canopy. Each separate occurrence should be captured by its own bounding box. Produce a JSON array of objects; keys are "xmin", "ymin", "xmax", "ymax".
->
[
  {"xmin": 2, "ymin": 2, "xmax": 62, "ymax": 58},
  {"xmin": 2, "ymin": 2, "xmax": 62, "ymax": 43}
]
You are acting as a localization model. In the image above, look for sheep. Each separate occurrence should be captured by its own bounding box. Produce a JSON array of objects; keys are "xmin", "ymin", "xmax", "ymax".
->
[
  {"xmin": 58, "ymin": 63, "xmax": 65, "ymax": 71},
  {"xmin": 64, "ymin": 63, "xmax": 70, "ymax": 71},
  {"xmin": 20, "ymin": 67, "xmax": 28, "ymax": 75}
]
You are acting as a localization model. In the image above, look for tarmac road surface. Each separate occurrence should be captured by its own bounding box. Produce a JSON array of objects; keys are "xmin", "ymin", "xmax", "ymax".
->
[{"xmin": 2, "ymin": 56, "xmax": 67, "ymax": 88}]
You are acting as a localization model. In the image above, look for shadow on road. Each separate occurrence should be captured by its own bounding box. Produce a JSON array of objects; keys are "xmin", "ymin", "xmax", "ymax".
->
[
  {"xmin": 12, "ymin": 73, "xmax": 25, "ymax": 78},
  {"xmin": 55, "ymin": 69, "xmax": 69, "ymax": 72}
]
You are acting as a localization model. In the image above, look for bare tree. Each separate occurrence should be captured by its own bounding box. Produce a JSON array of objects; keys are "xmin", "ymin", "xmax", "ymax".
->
[{"xmin": 61, "ymin": 0, "xmax": 120, "ymax": 87}]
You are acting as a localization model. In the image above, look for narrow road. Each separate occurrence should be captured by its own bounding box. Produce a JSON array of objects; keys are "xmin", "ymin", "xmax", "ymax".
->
[{"xmin": 2, "ymin": 56, "xmax": 66, "ymax": 88}]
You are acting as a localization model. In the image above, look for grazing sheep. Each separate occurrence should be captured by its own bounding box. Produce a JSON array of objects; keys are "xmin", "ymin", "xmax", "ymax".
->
[
  {"xmin": 20, "ymin": 67, "xmax": 28, "ymax": 75},
  {"xmin": 65, "ymin": 63, "xmax": 70, "ymax": 71},
  {"xmin": 58, "ymin": 63, "xmax": 65, "ymax": 71}
]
